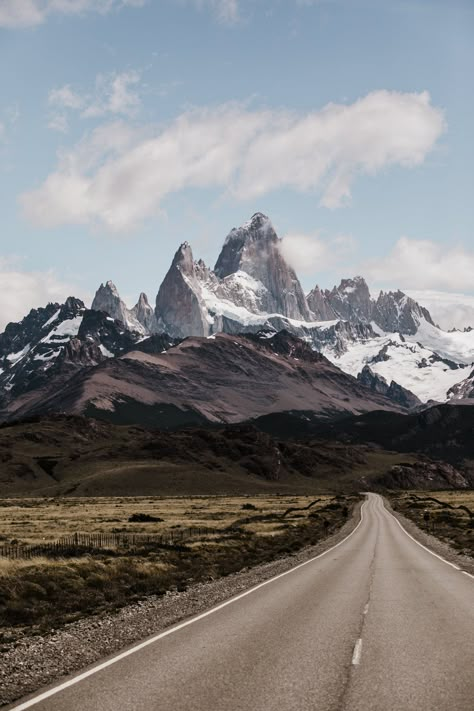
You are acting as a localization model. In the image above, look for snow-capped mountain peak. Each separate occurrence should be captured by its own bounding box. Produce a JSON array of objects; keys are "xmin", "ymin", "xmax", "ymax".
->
[
  {"xmin": 213, "ymin": 214, "xmax": 311, "ymax": 321},
  {"xmin": 6, "ymin": 212, "xmax": 471, "ymax": 409},
  {"xmin": 0, "ymin": 297, "xmax": 147, "ymax": 416}
]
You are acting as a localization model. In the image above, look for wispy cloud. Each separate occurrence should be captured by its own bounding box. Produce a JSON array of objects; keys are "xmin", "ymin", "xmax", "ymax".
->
[
  {"xmin": 280, "ymin": 232, "xmax": 355, "ymax": 275},
  {"xmin": 0, "ymin": 104, "xmax": 20, "ymax": 142},
  {"xmin": 48, "ymin": 71, "xmax": 142, "ymax": 132},
  {"xmin": 405, "ymin": 290, "xmax": 474, "ymax": 331},
  {"xmin": 0, "ymin": 257, "xmax": 89, "ymax": 330},
  {"xmin": 0, "ymin": 0, "xmax": 146, "ymax": 29},
  {"xmin": 200, "ymin": 0, "xmax": 239, "ymax": 24},
  {"xmin": 22, "ymin": 90, "xmax": 446, "ymax": 232},
  {"xmin": 363, "ymin": 237, "xmax": 474, "ymax": 292}
]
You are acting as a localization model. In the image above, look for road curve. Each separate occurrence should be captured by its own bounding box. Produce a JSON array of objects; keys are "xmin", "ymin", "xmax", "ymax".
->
[{"xmin": 8, "ymin": 494, "xmax": 474, "ymax": 711}]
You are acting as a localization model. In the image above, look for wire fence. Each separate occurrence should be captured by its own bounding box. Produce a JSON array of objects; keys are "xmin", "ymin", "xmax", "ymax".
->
[{"xmin": 0, "ymin": 527, "xmax": 218, "ymax": 560}]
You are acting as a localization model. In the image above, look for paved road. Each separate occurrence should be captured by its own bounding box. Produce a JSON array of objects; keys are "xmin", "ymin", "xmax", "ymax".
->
[{"xmin": 10, "ymin": 494, "xmax": 474, "ymax": 711}]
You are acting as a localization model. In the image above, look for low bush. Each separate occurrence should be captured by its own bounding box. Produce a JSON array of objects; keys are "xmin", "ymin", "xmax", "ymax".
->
[{"xmin": 128, "ymin": 513, "xmax": 163, "ymax": 523}]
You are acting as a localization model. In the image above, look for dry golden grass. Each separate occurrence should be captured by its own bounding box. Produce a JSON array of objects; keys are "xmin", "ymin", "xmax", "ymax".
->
[
  {"xmin": 424, "ymin": 491, "xmax": 474, "ymax": 508},
  {"xmin": 0, "ymin": 495, "xmax": 332, "ymax": 547},
  {"xmin": 0, "ymin": 495, "xmax": 358, "ymax": 639}
]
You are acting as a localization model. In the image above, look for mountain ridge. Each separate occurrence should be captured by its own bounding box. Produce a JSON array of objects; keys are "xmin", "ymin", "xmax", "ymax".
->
[
  {"xmin": 3, "ymin": 330, "xmax": 407, "ymax": 427},
  {"xmin": 1, "ymin": 212, "xmax": 474, "ymax": 417}
]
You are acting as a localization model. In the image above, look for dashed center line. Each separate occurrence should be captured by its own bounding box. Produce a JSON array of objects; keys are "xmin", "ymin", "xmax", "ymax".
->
[{"xmin": 351, "ymin": 638, "xmax": 363, "ymax": 666}]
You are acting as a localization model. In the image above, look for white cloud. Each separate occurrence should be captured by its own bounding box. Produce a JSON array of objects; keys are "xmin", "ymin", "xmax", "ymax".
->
[
  {"xmin": 81, "ymin": 70, "xmax": 142, "ymax": 118},
  {"xmin": 0, "ymin": 104, "xmax": 20, "ymax": 141},
  {"xmin": 48, "ymin": 113, "xmax": 69, "ymax": 133},
  {"xmin": 0, "ymin": 0, "xmax": 240, "ymax": 28},
  {"xmin": 0, "ymin": 0, "xmax": 145, "ymax": 29},
  {"xmin": 180, "ymin": 1, "xmax": 239, "ymax": 24},
  {"xmin": 0, "ymin": 0, "xmax": 43, "ymax": 27},
  {"xmin": 22, "ymin": 90, "xmax": 445, "ymax": 232},
  {"xmin": 49, "ymin": 84, "xmax": 84, "ymax": 110},
  {"xmin": 48, "ymin": 71, "xmax": 142, "ymax": 131},
  {"xmin": 0, "ymin": 259, "xmax": 89, "ymax": 330},
  {"xmin": 280, "ymin": 232, "xmax": 355, "ymax": 274},
  {"xmin": 364, "ymin": 237, "xmax": 474, "ymax": 292},
  {"xmin": 202, "ymin": 0, "xmax": 239, "ymax": 23},
  {"xmin": 405, "ymin": 290, "xmax": 474, "ymax": 331}
]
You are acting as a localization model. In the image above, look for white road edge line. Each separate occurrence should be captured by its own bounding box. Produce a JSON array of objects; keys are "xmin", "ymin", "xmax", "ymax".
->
[
  {"xmin": 9, "ymin": 500, "xmax": 368, "ymax": 710},
  {"xmin": 382, "ymin": 498, "xmax": 473, "ymax": 577},
  {"xmin": 351, "ymin": 638, "xmax": 363, "ymax": 665}
]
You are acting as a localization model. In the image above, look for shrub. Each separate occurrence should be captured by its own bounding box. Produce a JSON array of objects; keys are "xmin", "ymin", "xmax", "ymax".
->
[{"xmin": 128, "ymin": 513, "xmax": 163, "ymax": 523}]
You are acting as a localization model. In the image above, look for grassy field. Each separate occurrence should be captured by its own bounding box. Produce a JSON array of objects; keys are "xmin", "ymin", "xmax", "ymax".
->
[
  {"xmin": 388, "ymin": 491, "xmax": 474, "ymax": 557},
  {"xmin": 0, "ymin": 494, "xmax": 359, "ymax": 644},
  {"xmin": 0, "ymin": 495, "xmax": 338, "ymax": 544}
]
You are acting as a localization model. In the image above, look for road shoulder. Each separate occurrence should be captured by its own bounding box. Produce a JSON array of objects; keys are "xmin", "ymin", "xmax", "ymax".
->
[{"xmin": 382, "ymin": 496, "xmax": 474, "ymax": 576}]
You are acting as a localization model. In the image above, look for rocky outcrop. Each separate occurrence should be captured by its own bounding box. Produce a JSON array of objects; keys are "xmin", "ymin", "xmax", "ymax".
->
[
  {"xmin": 385, "ymin": 381, "xmax": 422, "ymax": 410},
  {"xmin": 357, "ymin": 365, "xmax": 421, "ymax": 409},
  {"xmin": 326, "ymin": 277, "xmax": 373, "ymax": 324},
  {"xmin": 60, "ymin": 338, "xmax": 104, "ymax": 366},
  {"xmin": 77, "ymin": 310, "xmax": 141, "ymax": 357},
  {"xmin": 155, "ymin": 242, "xmax": 210, "ymax": 339},
  {"xmin": 447, "ymin": 369, "xmax": 474, "ymax": 400},
  {"xmin": 311, "ymin": 321, "xmax": 377, "ymax": 356},
  {"xmin": 357, "ymin": 365, "xmax": 391, "ymax": 396},
  {"xmin": 375, "ymin": 460, "xmax": 469, "ymax": 490},
  {"xmin": 306, "ymin": 286, "xmax": 338, "ymax": 321},
  {"xmin": 372, "ymin": 290, "xmax": 434, "ymax": 335}
]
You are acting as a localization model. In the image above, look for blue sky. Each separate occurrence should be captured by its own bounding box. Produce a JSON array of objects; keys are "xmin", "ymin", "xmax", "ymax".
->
[{"xmin": 0, "ymin": 0, "xmax": 473, "ymax": 329}]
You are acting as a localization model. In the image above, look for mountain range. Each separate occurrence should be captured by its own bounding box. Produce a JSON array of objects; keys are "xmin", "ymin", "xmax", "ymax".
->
[{"xmin": 1, "ymin": 213, "xmax": 473, "ymax": 427}]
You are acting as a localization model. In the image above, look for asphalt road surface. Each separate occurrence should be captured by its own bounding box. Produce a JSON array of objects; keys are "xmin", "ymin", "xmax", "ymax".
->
[{"xmin": 9, "ymin": 493, "xmax": 474, "ymax": 711}]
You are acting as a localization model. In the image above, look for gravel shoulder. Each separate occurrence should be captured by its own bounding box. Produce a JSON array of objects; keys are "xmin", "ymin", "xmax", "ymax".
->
[
  {"xmin": 0, "ymin": 502, "xmax": 362, "ymax": 708},
  {"xmin": 383, "ymin": 496, "xmax": 474, "ymax": 576}
]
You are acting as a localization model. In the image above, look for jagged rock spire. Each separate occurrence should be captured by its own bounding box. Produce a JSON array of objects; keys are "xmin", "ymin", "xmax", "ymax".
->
[
  {"xmin": 214, "ymin": 214, "xmax": 311, "ymax": 321},
  {"xmin": 155, "ymin": 242, "xmax": 210, "ymax": 339},
  {"xmin": 91, "ymin": 282, "xmax": 146, "ymax": 334},
  {"xmin": 131, "ymin": 293, "xmax": 155, "ymax": 332}
]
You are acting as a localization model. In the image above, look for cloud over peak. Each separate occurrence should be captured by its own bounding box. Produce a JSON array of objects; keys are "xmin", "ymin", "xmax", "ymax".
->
[
  {"xmin": 0, "ymin": 257, "xmax": 89, "ymax": 330},
  {"xmin": 22, "ymin": 90, "xmax": 446, "ymax": 232}
]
